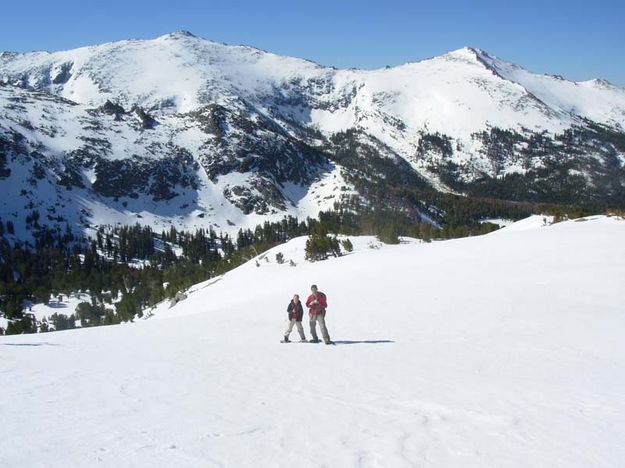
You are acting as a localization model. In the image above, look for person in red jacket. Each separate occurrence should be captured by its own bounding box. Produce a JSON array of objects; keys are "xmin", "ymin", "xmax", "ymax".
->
[{"xmin": 305, "ymin": 284, "xmax": 333, "ymax": 344}]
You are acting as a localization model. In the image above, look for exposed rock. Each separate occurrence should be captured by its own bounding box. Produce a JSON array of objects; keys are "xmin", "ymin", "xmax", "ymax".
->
[
  {"xmin": 98, "ymin": 100, "xmax": 126, "ymax": 120},
  {"xmin": 130, "ymin": 105, "xmax": 157, "ymax": 129},
  {"xmin": 51, "ymin": 62, "xmax": 73, "ymax": 85}
]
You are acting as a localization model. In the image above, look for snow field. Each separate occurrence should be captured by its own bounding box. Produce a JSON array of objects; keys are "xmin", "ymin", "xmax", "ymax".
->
[{"xmin": 1, "ymin": 216, "xmax": 625, "ymax": 467}]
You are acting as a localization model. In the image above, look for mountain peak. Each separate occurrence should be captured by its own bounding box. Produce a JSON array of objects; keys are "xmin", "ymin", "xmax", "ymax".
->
[
  {"xmin": 589, "ymin": 78, "xmax": 618, "ymax": 89},
  {"xmin": 441, "ymin": 46, "xmax": 488, "ymax": 63},
  {"xmin": 155, "ymin": 30, "xmax": 202, "ymax": 44},
  {"xmin": 167, "ymin": 30, "xmax": 197, "ymax": 38}
]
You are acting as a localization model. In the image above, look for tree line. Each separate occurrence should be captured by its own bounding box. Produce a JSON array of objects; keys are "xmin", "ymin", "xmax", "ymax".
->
[{"xmin": 0, "ymin": 197, "xmax": 599, "ymax": 335}]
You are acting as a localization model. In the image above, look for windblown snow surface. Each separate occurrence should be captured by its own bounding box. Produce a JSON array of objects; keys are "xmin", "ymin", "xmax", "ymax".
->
[{"xmin": 1, "ymin": 216, "xmax": 625, "ymax": 467}]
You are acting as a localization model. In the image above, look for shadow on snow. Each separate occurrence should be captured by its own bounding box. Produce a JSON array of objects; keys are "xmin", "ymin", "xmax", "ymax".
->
[
  {"xmin": 333, "ymin": 340, "xmax": 395, "ymax": 345},
  {"xmin": 1, "ymin": 342, "xmax": 59, "ymax": 347}
]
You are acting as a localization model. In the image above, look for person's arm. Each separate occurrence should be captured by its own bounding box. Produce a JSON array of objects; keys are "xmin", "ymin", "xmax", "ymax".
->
[
  {"xmin": 318, "ymin": 294, "xmax": 327, "ymax": 309},
  {"xmin": 305, "ymin": 295, "xmax": 313, "ymax": 308}
]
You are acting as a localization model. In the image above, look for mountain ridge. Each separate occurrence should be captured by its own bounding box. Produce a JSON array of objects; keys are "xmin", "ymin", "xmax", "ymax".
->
[
  {"xmin": 3, "ymin": 33, "xmax": 623, "ymax": 133},
  {"xmin": 4, "ymin": 32, "xmax": 623, "ymax": 90}
]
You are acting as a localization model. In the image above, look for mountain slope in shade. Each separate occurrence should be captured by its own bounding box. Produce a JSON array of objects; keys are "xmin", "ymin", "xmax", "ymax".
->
[{"xmin": 0, "ymin": 82, "xmax": 351, "ymax": 239}]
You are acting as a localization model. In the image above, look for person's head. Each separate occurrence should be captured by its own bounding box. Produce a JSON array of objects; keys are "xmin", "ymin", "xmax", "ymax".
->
[
  {"xmin": 311, "ymin": 284, "xmax": 318, "ymax": 294},
  {"xmin": 292, "ymin": 294, "xmax": 300, "ymax": 303}
]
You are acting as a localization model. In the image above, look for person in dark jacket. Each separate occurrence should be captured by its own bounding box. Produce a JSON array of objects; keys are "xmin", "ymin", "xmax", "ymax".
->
[
  {"xmin": 305, "ymin": 284, "xmax": 333, "ymax": 344},
  {"xmin": 283, "ymin": 294, "xmax": 306, "ymax": 342}
]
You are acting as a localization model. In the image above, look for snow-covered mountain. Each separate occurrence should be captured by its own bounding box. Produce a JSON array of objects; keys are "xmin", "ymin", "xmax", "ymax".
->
[
  {"xmin": 4, "ymin": 33, "xmax": 624, "ymax": 134},
  {"xmin": 2, "ymin": 215, "xmax": 625, "ymax": 467},
  {"xmin": 2, "ymin": 32, "xmax": 625, "ymax": 238}
]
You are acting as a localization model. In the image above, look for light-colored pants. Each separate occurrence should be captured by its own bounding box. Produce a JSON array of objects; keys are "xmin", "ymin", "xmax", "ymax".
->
[
  {"xmin": 309, "ymin": 312, "xmax": 331, "ymax": 342},
  {"xmin": 285, "ymin": 319, "xmax": 306, "ymax": 340}
]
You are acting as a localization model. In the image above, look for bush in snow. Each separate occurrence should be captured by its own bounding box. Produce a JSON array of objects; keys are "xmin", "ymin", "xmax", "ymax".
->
[{"xmin": 305, "ymin": 234, "xmax": 341, "ymax": 262}]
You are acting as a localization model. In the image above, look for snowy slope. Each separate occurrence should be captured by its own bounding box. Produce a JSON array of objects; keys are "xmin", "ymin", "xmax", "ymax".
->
[
  {"xmin": 0, "ymin": 32, "xmax": 326, "ymax": 113},
  {"xmin": 476, "ymin": 49, "xmax": 625, "ymax": 131},
  {"xmin": 2, "ymin": 216, "xmax": 625, "ymax": 467}
]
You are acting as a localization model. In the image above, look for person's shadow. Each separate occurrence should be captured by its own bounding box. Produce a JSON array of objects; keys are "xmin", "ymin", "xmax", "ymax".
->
[
  {"xmin": 2, "ymin": 342, "xmax": 59, "ymax": 346},
  {"xmin": 333, "ymin": 340, "xmax": 394, "ymax": 345}
]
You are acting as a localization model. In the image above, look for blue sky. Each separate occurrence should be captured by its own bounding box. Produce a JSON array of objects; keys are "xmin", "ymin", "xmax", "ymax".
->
[{"xmin": 1, "ymin": 0, "xmax": 624, "ymax": 86}]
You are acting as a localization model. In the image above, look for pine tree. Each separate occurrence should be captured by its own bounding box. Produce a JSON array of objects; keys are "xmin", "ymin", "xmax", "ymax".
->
[
  {"xmin": 341, "ymin": 238, "xmax": 353, "ymax": 252},
  {"xmin": 6, "ymin": 315, "xmax": 37, "ymax": 335},
  {"xmin": 377, "ymin": 224, "xmax": 400, "ymax": 244},
  {"xmin": 305, "ymin": 234, "xmax": 341, "ymax": 261}
]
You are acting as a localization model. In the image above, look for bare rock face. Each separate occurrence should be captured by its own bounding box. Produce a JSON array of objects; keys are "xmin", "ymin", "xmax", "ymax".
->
[
  {"xmin": 130, "ymin": 105, "xmax": 157, "ymax": 129},
  {"xmin": 98, "ymin": 100, "xmax": 126, "ymax": 120}
]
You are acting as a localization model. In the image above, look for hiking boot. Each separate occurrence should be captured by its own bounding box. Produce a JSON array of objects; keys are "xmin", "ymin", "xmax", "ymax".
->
[
  {"xmin": 309, "ymin": 338, "xmax": 320, "ymax": 343},
  {"xmin": 283, "ymin": 336, "xmax": 290, "ymax": 343}
]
